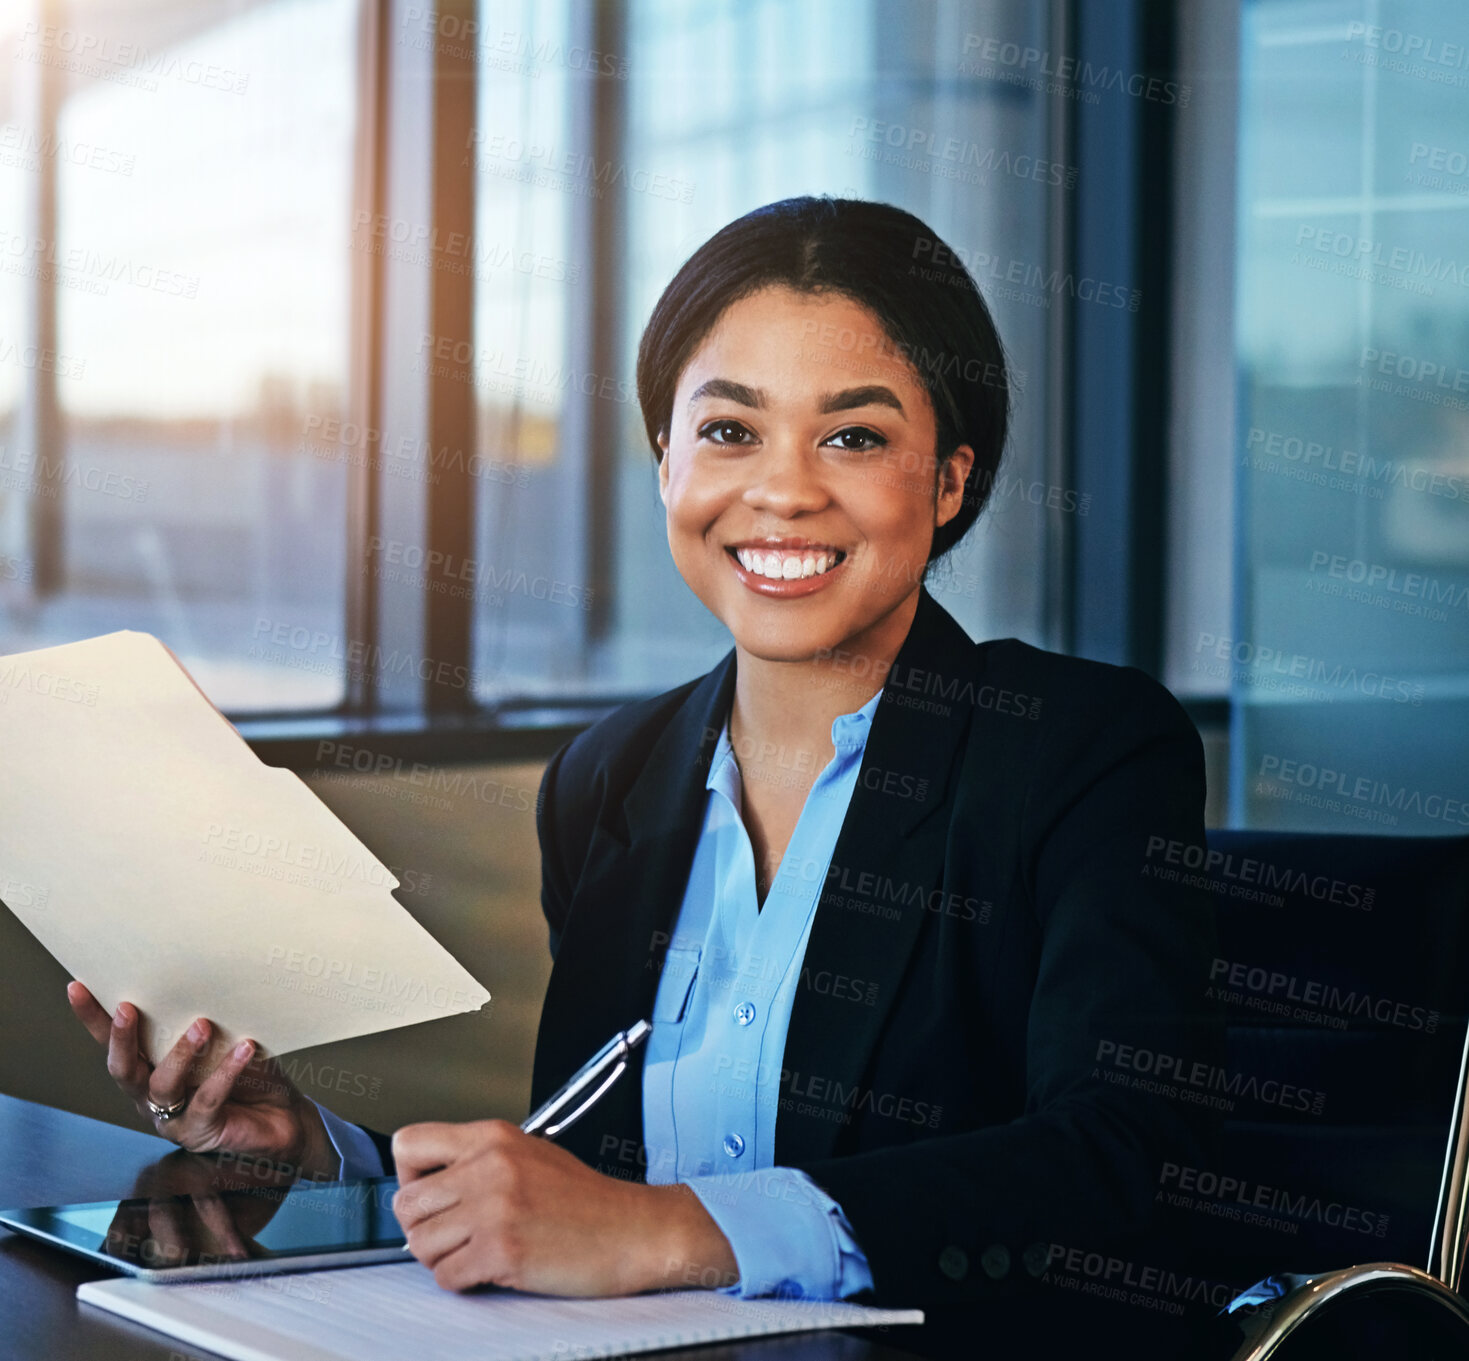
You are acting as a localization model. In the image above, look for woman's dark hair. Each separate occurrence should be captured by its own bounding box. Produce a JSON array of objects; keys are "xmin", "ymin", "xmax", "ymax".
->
[{"xmin": 635, "ymin": 195, "xmax": 1011, "ymax": 566}]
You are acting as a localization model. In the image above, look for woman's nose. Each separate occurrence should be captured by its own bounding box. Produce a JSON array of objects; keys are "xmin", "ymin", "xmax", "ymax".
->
[{"xmin": 740, "ymin": 445, "xmax": 828, "ymax": 516}]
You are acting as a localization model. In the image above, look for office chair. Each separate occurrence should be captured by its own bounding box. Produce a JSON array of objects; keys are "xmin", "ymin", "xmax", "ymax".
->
[{"xmin": 1175, "ymin": 831, "xmax": 1469, "ymax": 1359}]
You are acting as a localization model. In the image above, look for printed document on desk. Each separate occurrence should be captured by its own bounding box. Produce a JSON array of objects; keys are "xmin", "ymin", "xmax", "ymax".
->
[
  {"xmin": 0, "ymin": 630, "xmax": 490, "ymax": 1069},
  {"xmin": 78, "ymin": 1261, "xmax": 925, "ymax": 1361}
]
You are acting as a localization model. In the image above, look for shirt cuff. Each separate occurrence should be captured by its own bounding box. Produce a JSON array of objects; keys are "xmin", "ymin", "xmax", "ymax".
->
[
  {"xmin": 309, "ymin": 1098, "xmax": 387, "ymax": 1181},
  {"xmin": 682, "ymin": 1167, "xmax": 875, "ymax": 1301}
]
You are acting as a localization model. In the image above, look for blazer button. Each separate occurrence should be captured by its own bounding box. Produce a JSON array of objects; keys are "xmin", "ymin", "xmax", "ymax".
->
[
  {"xmin": 937, "ymin": 1245, "xmax": 969, "ymax": 1281},
  {"xmin": 1023, "ymin": 1242, "xmax": 1050, "ymax": 1278},
  {"xmin": 980, "ymin": 1245, "xmax": 1010, "ymax": 1280}
]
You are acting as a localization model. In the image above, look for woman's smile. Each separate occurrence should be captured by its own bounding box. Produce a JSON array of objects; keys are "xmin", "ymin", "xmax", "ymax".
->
[{"xmin": 724, "ymin": 538, "xmax": 849, "ymax": 597}]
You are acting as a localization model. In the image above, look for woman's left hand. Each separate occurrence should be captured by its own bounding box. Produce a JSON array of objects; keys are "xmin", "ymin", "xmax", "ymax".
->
[{"xmin": 391, "ymin": 1119, "xmax": 737, "ymax": 1296}]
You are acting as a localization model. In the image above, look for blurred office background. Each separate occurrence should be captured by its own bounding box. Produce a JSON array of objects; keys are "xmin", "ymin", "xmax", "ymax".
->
[{"xmin": 1, "ymin": 0, "xmax": 1466, "ymax": 1135}]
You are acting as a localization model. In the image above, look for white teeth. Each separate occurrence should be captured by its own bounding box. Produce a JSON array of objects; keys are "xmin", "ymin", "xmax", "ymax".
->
[{"xmin": 734, "ymin": 548, "xmax": 843, "ymax": 580}]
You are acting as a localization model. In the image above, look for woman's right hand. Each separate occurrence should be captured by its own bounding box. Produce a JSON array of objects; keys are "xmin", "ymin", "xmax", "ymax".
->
[{"xmin": 66, "ymin": 981, "xmax": 335, "ymax": 1179}]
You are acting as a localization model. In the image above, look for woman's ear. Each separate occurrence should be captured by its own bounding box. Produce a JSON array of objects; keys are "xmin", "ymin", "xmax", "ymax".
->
[
  {"xmin": 657, "ymin": 431, "xmax": 670, "ymax": 504},
  {"xmin": 935, "ymin": 444, "xmax": 976, "ymax": 528}
]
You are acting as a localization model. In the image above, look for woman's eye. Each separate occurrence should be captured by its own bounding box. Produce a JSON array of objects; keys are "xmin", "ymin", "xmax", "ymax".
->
[
  {"xmin": 825, "ymin": 426, "xmax": 888, "ymax": 453},
  {"xmin": 698, "ymin": 419, "xmax": 753, "ymax": 445}
]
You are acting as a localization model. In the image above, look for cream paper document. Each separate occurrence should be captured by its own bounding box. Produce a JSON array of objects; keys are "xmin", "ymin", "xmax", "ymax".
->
[{"xmin": 0, "ymin": 630, "xmax": 490, "ymax": 1069}]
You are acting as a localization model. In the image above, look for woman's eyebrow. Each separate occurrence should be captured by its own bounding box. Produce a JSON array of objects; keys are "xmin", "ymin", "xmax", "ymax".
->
[
  {"xmin": 686, "ymin": 378, "xmax": 907, "ymax": 420},
  {"xmin": 818, "ymin": 385, "xmax": 906, "ymax": 418},
  {"xmin": 687, "ymin": 378, "xmax": 765, "ymax": 408}
]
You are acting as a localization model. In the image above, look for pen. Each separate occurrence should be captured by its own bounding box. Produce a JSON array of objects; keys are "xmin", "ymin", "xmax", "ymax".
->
[
  {"xmin": 520, "ymin": 1019, "xmax": 653, "ymax": 1138},
  {"xmin": 399, "ymin": 1019, "xmax": 652, "ymax": 1250}
]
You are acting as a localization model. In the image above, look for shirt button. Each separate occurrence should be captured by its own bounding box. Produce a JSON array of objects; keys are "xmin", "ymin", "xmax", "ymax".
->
[
  {"xmin": 733, "ymin": 1001, "xmax": 757, "ymax": 1026},
  {"xmin": 722, "ymin": 1133, "xmax": 745, "ymax": 1158}
]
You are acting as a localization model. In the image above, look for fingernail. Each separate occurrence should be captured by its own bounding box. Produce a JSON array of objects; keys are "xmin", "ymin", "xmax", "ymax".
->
[
  {"xmin": 187, "ymin": 1020, "xmax": 205, "ymax": 1045},
  {"xmin": 117, "ymin": 1003, "xmax": 134, "ymax": 1024},
  {"xmin": 234, "ymin": 1040, "xmax": 253, "ymax": 1061}
]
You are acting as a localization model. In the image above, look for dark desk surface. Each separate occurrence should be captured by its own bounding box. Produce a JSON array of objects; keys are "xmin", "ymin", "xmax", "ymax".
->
[{"xmin": 0, "ymin": 1093, "xmax": 922, "ymax": 1361}]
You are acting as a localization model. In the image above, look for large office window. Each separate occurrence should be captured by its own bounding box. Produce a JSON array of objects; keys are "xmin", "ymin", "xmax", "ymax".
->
[
  {"xmin": 0, "ymin": 0, "xmax": 360, "ymax": 711},
  {"xmin": 1229, "ymin": 0, "xmax": 1469, "ymax": 832},
  {"xmin": 1, "ymin": 1, "xmax": 1097, "ymax": 740},
  {"xmin": 469, "ymin": 0, "xmax": 1065, "ymax": 699}
]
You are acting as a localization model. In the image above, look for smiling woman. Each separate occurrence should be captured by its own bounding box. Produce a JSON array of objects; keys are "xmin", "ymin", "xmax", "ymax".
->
[
  {"xmin": 637, "ymin": 201, "xmax": 996, "ymax": 909},
  {"xmin": 70, "ymin": 197, "xmax": 1226, "ymax": 1357}
]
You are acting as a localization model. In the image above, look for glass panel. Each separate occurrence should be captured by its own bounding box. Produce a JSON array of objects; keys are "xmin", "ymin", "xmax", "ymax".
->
[
  {"xmin": 1233, "ymin": 0, "xmax": 1469, "ymax": 831},
  {"xmin": 467, "ymin": 0, "xmax": 582, "ymax": 696},
  {"xmin": 0, "ymin": 0, "xmax": 359, "ymax": 710},
  {"xmin": 472, "ymin": 0, "xmax": 1058, "ymax": 698}
]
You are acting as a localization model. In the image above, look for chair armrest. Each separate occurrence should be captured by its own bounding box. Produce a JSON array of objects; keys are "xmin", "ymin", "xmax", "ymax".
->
[{"xmin": 1222, "ymin": 1262, "xmax": 1469, "ymax": 1361}]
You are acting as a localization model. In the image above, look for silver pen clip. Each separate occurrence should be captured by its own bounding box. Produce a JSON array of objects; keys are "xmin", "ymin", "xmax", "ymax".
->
[
  {"xmin": 520, "ymin": 1019, "xmax": 652, "ymax": 1139},
  {"xmin": 542, "ymin": 1058, "xmax": 628, "ymax": 1139}
]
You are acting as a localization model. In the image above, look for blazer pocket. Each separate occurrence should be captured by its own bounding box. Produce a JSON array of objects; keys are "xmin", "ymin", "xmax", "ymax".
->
[{"xmin": 652, "ymin": 946, "xmax": 702, "ymax": 1024}]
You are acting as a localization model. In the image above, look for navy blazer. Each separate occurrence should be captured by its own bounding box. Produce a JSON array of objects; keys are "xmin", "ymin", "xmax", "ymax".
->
[
  {"xmin": 362, "ymin": 585, "xmax": 1223, "ymax": 1331},
  {"xmin": 524, "ymin": 585, "xmax": 1224, "ymax": 1314}
]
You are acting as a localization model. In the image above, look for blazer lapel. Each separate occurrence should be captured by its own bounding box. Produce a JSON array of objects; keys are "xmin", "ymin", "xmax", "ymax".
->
[
  {"xmin": 530, "ymin": 650, "xmax": 736, "ymax": 1173},
  {"xmin": 775, "ymin": 587, "xmax": 980, "ymax": 1165}
]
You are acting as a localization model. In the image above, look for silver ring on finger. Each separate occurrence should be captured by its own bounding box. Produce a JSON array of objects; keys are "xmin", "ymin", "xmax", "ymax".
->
[{"xmin": 147, "ymin": 1094, "xmax": 189, "ymax": 1123}]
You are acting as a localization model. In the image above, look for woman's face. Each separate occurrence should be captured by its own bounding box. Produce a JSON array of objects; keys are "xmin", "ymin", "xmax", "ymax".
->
[{"xmin": 658, "ymin": 285, "xmax": 974, "ymax": 663}]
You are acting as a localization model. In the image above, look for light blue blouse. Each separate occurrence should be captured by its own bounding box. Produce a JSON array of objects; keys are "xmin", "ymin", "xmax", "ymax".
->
[
  {"xmin": 636, "ymin": 688, "xmax": 880, "ymax": 1300},
  {"xmin": 315, "ymin": 686, "xmax": 882, "ymax": 1300}
]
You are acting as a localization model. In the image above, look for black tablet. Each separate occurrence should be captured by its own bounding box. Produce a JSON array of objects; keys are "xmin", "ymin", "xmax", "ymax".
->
[{"xmin": 0, "ymin": 1174, "xmax": 406, "ymax": 1282}]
